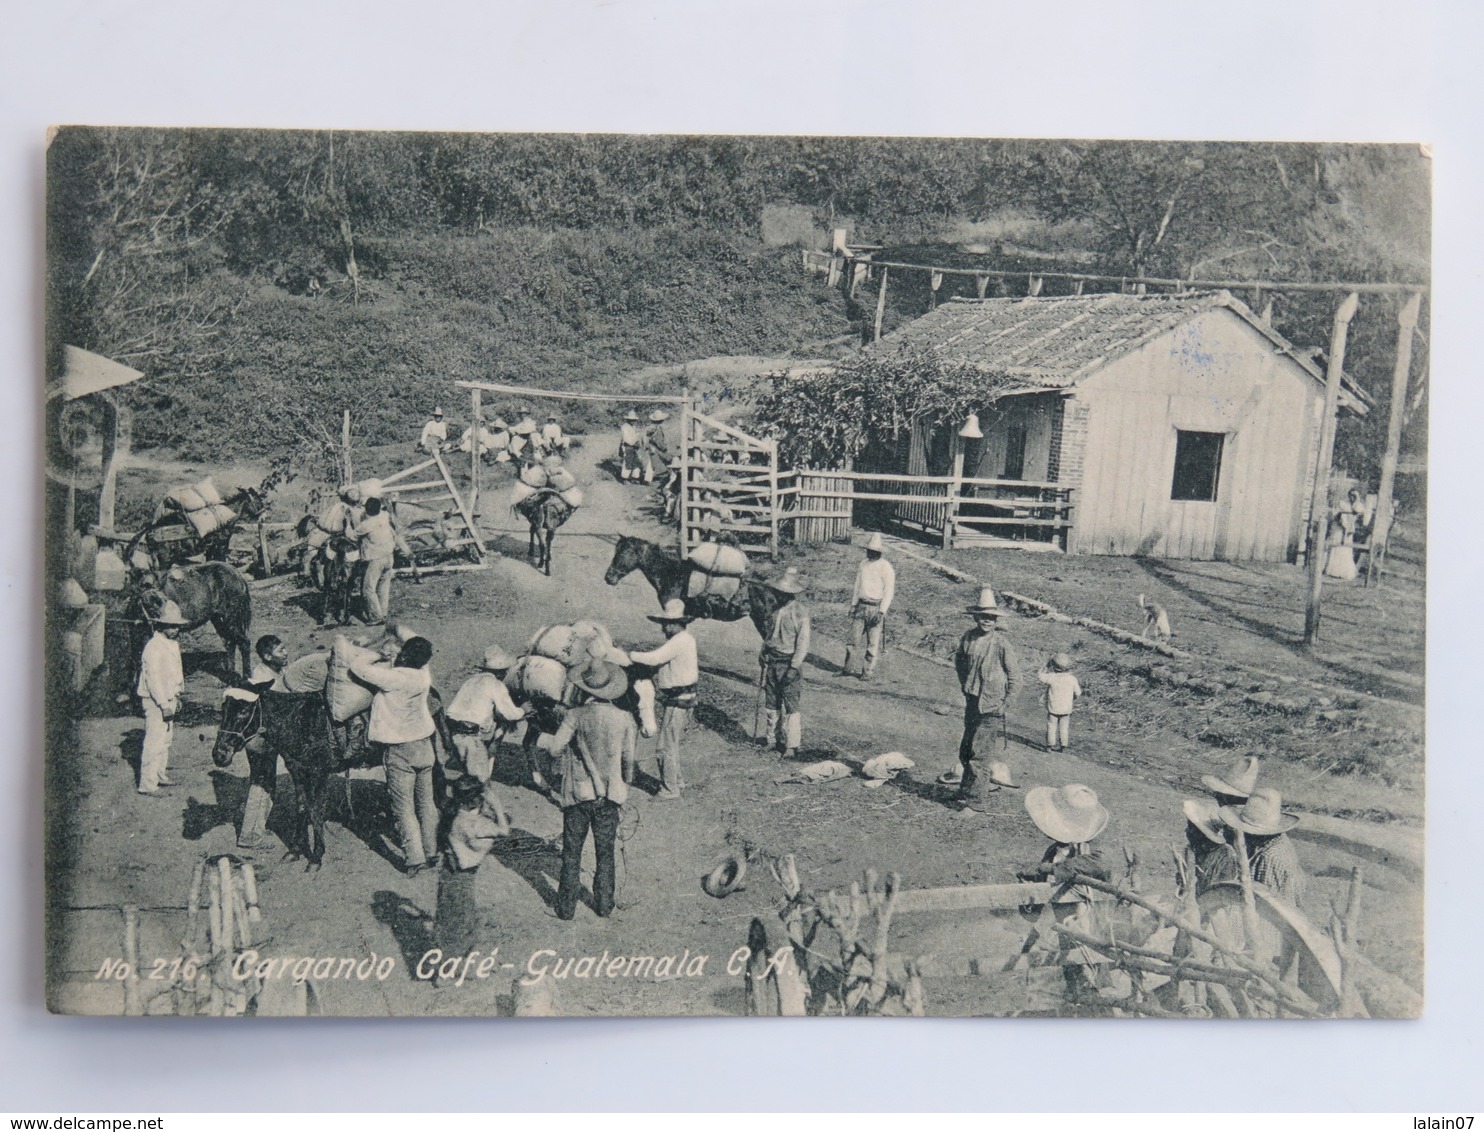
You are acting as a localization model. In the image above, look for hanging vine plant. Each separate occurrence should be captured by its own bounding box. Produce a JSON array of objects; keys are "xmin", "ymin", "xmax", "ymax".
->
[{"xmin": 753, "ymin": 350, "xmax": 1028, "ymax": 468}]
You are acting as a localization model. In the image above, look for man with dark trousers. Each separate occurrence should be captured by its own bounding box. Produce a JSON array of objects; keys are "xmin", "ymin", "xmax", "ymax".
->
[
  {"xmin": 951, "ymin": 586, "xmax": 1021, "ymax": 811},
  {"xmin": 548, "ymin": 658, "xmax": 635, "ymax": 920}
]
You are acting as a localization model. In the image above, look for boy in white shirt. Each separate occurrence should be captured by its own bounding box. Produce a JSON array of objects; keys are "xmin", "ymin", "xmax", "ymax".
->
[
  {"xmin": 1037, "ymin": 652, "xmax": 1083, "ymax": 752},
  {"xmin": 137, "ymin": 599, "xmax": 190, "ymax": 794}
]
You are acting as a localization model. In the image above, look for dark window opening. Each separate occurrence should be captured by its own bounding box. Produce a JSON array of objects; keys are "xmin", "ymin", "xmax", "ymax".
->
[
  {"xmin": 1003, "ymin": 425, "xmax": 1027, "ymax": 480},
  {"xmin": 1171, "ymin": 430, "xmax": 1225, "ymax": 502}
]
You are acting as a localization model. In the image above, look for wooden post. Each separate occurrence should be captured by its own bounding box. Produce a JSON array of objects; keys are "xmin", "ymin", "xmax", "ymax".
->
[
  {"xmin": 342, "ymin": 409, "xmax": 353, "ymax": 484},
  {"xmin": 975, "ymin": 274, "xmax": 989, "ymax": 300},
  {"xmin": 1304, "ymin": 292, "xmax": 1360, "ymax": 645},
  {"xmin": 469, "ymin": 386, "xmax": 482, "ymax": 514},
  {"xmin": 929, "ymin": 270, "xmax": 943, "ymax": 310},
  {"xmin": 872, "ymin": 267, "xmax": 889, "ymax": 342},
  {"xmin": 1370, "ymin": 292, "xmax": 1422, "ymax": 569},
  {"xmin": 944, "ymin": 432, "xmax": 965, "ymax": 550},
  {"xmin": 679, "ymin": 393, "xmax": 693, "ymax": 557},
  {"xmin": 768, "ymin": 440, "xmax": 780, "ymax": 558},
  {"xmin": 98, "ymin": 403, "xmax": 130, "ymax": 533}
]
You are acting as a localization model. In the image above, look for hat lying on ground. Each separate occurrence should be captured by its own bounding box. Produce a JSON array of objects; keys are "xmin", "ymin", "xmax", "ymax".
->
[
  {"xmin": 482, "ymin": 645, "xmax": 516, "ymax": 672},
  {"xmin": 1025, "ymin": 783, "xmax": 1110, "ymax": 843},
  {"xmin": 1202, "ymin": 755, "xmax": 1261, "ymax": 801},
  {"xmin": 701, "ymin": 855, "xmax": 747, "ymax": 898},
  {"xmin": 966, "ymin": 585, "xmax": 1002, "ymax": 616},
  {"xmin": 986, "ymin": 760, "xmax": 1019, "ymax": 788},
  {"xmin": 1182, "ymin": 798, "xmax": 1225, "ymax": 845},
  {"xmin": 647, "ymin": 598, "xmax": 694, "ymax": 624},
  {"xmin": 861, "ymin": 751, "xmax": 915, "ymax": 788},
  {"xmin": 766, "ymin": 566, "xmax": 804, "ymax": 594},
  {"xmin": 775, "ymin": 760, "xmax": 852, "ymax": 785},
  {"xmin": 1218, "ymin": 786, "xmax": 1298, "ymax": 837}
]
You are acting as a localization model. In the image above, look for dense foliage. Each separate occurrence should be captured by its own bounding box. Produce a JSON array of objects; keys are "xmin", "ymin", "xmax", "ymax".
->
[{"xmin": 46, "ymin": 128, "xmax": 1430, "ymax": 475}]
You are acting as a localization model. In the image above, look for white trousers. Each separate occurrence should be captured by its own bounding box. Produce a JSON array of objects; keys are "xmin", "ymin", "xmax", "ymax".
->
[{"xmin": 140, "ymin": 700, "xmax": 173, "ymax": 792}]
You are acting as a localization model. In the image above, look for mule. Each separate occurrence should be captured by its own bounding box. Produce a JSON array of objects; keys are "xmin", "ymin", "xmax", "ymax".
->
[
  {"xmin": 603, "ymin": 535, "xmax": 777, "ymax": 640},
  {"xmin": 129, "ymin": 485, "xmax": 268, "ymax": 571},
  {"xmin": 319, "ymin": 535, "xmax": 364, "ymax": 627},
  {"xmin": 135, "ymin": 562, "xmax": 253, "ymax": 677},
  {"xmin": 260, "ymin": 690, "xmax": 339, "ymax": 870},
  {"xmin": 515, "ymin": 491, "xmax": 573, "ymax": 576}
]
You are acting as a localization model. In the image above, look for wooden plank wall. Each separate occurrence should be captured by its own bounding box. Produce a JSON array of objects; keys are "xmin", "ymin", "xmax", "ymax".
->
[
  {"xmin": 791, "ymin": 471, "xmax": 854, "ymax": 544},
  {"xmin": 1071, "ymin": 309, "xmax": 1324, "ymax": 561}
]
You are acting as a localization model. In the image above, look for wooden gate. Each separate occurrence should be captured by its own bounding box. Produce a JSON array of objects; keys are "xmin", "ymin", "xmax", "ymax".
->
[{"xmin": 680, "ymin": 409, "xmax": 780, "ymax": 559}]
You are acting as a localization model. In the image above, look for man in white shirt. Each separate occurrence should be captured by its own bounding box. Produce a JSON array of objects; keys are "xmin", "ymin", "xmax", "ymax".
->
[
  {"xmin": 350, "ymin": 496, "xmax": 408, "ymax": 625},
  {"xmin": 627, "ymin": 599, "xmax": 699, "ymax": 800},
  {"xmin": 351, "ymin": 636, "xmax": 440, "ymax": 874},
  {"xmin": 842, "ymin": 533, "xmax": 896, "ymax": 680},
  {"xmin": 540, "ymin": 412, "xmax": 570, "ymax": 454},
  {"xmin": 445, "ymin": 645, "xmax": 526, "ymax": 786},
  {"xmin": 137, "ymin": 599, "xmax": 189, "ymax": 795},
  {"xmin": 418, "ymin": 407, "xmax": 448, "ymax": 453}
]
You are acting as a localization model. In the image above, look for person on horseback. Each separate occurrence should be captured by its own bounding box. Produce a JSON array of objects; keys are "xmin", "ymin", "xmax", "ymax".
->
[
  {"xmin": 540, "ymin": 411, "xmax": 570, "ymax": 454},
  {"xmin": 627, "ymin": 599, "xmax": 699, "ymax": 800},
  {"xmin": 136, "ymin": 599, "xmax": 189, "ymax": 796}
]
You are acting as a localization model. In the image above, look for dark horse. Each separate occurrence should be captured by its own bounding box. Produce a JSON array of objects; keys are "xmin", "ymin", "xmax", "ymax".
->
[
  {"xmin": 515, "ymin": 490, "xmax": 573, "ymax": 576},
  {"xmin": 128, "ymin": 485, "xmax": 268, "ymax": 571},
  {"xmin": 603, "ymin": 535, "xmax": 777, "ymax": 640},
  {"xmin": 134, "ymin": 562, "xmax": 253, "ymax": 677}
]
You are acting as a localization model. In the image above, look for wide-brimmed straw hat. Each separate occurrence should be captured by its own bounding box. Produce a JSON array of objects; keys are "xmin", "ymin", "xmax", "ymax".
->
[
  {"xmin": 570, "ymin": 658, "xmax": 629, "ymax": 702},
  {"xmin": 1025, "ymin": 783, "xmax": 1109, "ymax": 844},
  {"xmin": 546, "ymin": 412, "xmax": 558, "ymax": 421},
  {"xmin": 966, "ymin": 585, "xmax": 1002, "ymax": 616},
  {"xmin": 152, "ymin": 598, "xmax": 190, "ymax": 627},
  {"xmin": 1219, "ymin": 787, "xmax": 1298, "ymax": 837},
  {"xmin": 987, "ymin": 761, "xmax": 1020, "ymax": 789},
  {"xmin": 1202, "ymin": 755, "xmax": 1261, "ymax": 801},
  {"xmin": 766, "ymin": 566, "xmax": 805, "ymax": 594},
  {"xmin": 1048, "ymin": 653, "xmax": 1073, "ymax": 672},
  {"xmin": 864, "ymin": 532, "xmax": 884, "ymax": 553},
  {"xmin": 1183, "ymin": 798, "xmax": 1225, "ymax": 845},
  {"xmin": 482, "ymin": 645, "xmax": 517, "ymax": 672},
  {"xmin": 623, "ymin": 410, "xmax": 640, "ymax": 422},
  {"xmin": 432, "ymin": 406, "xmax": 444, "ymax": 417},
  {"xmin": 647, "ymin": 598, "xmax": 694, "ymax": 624},
  {"xmin": 650, "ymin": 409, "xmax": 670, "ymax": 423}
]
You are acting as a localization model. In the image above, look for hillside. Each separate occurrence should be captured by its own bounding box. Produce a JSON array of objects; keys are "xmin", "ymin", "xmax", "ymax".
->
[{"xmin": 133, "ymin": 225, "xmax": 853, "ymax": 462}]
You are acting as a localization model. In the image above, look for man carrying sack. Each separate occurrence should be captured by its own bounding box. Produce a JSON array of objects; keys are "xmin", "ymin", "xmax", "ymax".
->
[
  {"xmin": 627, "ymin": 599, "xmax": 699, "ymax": 800},
  {"xmin": 757, "ymin": 566, "xmax": 810, "ymax": 760},
  {"xmin": 950, "ymin": 586, "xmax": 1021, "ymax": 811},
  {"xmin": 842, "ymin": 532, "xmax": 895, "ymax": 679}
]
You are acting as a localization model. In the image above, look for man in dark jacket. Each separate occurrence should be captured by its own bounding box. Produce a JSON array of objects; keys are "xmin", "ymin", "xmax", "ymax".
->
[{"xmin": 951, "ymin": 586, "xmax": 1021, "ymax": 810}]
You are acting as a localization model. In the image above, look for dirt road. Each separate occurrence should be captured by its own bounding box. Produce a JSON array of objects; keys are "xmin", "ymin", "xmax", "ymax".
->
[{"xmin": 49, "ymin": 439, "xmax": 1424, "ymax": 1017}]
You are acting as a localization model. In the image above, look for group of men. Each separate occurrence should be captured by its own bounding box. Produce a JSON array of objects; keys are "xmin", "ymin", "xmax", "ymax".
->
[
  {"xmin": 418, "ymin": 404, "xmax": 571, "ymax": 464},
  {"xmin": 617, "ymin": 408, "xmax": 672, "ymax": 483}
]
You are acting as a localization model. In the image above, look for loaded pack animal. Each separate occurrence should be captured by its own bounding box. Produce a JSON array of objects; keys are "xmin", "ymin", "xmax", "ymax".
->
[
  {"xmin": 603, "ymin": 534, "xmax": 778, "ymax": 640},
  {"xmin": 514, "ymin": 490, "xmax": 573, "ymax": 576},
  {"xmin": 128, "ymin": 484, "xmax": 267, "ymax": 571},
  {"xmin": 209, "ymin": 658, "xmax": 452, "ymax": 870},
  {"xmin": 133, "ymin": 562, "xmax": 254, "ymax": 678}
]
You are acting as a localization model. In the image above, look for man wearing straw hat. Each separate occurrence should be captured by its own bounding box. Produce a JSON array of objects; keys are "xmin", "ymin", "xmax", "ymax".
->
[
  {"xmin": 948, "ymin": 586, "xmax": 1022, "ymax": 809},
  {"xmin": 418, "ymin": 407, "xmax": 448, "ymax": 454},
  {"xmin": 1202, "ymin": 754, "xmax": 1261, "ymax": 808},
  {"xmin": 445, "ymin": 645, "xmax": 527, "ymax": 786},
  {"xmin": 758, "ymin": 566, "xmax": 810, "ymax": 759},
  {"xmin": 136, "ymin": 598, "xmax": 190, "ymax": 795},
  {"xmin": 548, "ymin": 658, "xmax": 635, "ymax": 920},
  {"xmin": 540, "ymin": 411, "xmax": 570, "ymax": 455},
  {"xmin": 643, "ymin": 409, "xmax": 671, "ymax": 485},
  {"xmin": 1219, "ymin": 787, "xmax": 1307, "ymax": 905},
  {"xmin": 628, "ymin": 599, "xmax": 699, "ymax": 800},
  {"xmin": 618, "ymin": 410, "xmax": 644, "ymax": 482},
  {"xmin": 842, "ymin": 533, "xmax": 894, "ymax": 680},
  {"xmin": 1182, "ymin": 798, "xmax": 1239, "ymax": 896}
]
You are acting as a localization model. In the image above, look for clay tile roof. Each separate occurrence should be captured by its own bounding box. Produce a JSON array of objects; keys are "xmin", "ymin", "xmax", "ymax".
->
[{"xmin": 868, "ymin": 290, "xmax": 1370, "ymax": 411}]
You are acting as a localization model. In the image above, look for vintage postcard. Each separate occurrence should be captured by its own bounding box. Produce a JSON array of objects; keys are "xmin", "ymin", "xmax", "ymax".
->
[{"xmin": 44, "ymin": 128, "xmax": 1427, "ymax": 1018}]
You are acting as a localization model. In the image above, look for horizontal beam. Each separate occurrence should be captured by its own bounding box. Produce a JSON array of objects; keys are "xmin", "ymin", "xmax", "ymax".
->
[
  {"xmin": 454, "ymin": 379, "xmax": 685, "ymax": 405},
  {"xmin": 892, "ymin": 880, "xmax": 1082, "ymax": 914}
]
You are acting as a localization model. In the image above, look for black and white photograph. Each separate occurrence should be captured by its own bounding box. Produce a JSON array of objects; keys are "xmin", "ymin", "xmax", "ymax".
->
[{"xmin": 42, "ymin": 127, "xmax": 1429, "ymax": 1020}]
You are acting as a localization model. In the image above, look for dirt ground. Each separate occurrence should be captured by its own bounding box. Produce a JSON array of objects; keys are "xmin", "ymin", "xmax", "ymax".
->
[{"xmin": 48, "ymin": 436, "xmax": 1425, "ymax": 1017}]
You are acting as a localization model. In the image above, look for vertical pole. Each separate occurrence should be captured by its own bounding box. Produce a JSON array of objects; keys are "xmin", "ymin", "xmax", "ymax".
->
[
  {"xmin": 121, "ymin": 905, "xmax": 141, "ymax": 1016},
  {"xmin": 679, "ymin": 394, "xmax": 693, "ymax": 557},
  {"xmin": 342, "ymin": 409, "xmax": 353, "ymax": 484},
  {"xmin": 872, "ymin": 267, "xmax": 889, "ymax": 342},
  {"xmin": 1304, "ymin": 292, "xmax": 1361, "ymax": 645},
  {"xmin": 1371, "ymin": 292, "xmax": 1423, "ymax": 569},
  {"xmin": 768, "ymin": 440, "xmax": 779, "ymax": 558},
  {"xmin": 99, "ymin": 404, "xmax": 130, "ymax": 533},
  {"xmin": 469, "ymin": 386, "xmax": 482, "ymax": 514},
  {"xmin": 944, "ymin": 431, "xmax": 965, "ymax": 550}
]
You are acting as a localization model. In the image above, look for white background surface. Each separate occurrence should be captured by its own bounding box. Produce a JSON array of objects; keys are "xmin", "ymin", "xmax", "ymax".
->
[{"xmin": 1, "ymin": 0, "xmax": 1478, "ymax": 1112}]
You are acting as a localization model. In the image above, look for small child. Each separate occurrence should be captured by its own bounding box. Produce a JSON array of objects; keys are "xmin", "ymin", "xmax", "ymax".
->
[{"xmin": 1037, "ymin": 652, "xmax": 1082, "ymax": 752}]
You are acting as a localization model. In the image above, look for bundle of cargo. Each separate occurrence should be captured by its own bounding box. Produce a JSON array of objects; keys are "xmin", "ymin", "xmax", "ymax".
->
[
  {"xmin": 685, "ymin": 540, "xmax": 748, "ymax": 600},
  {"xmin": 327, "ymin": 636, "xmax": 380, "ymax": 722},
  {"xmin": 508, "ymin": 653, "xmax": 571, "ymax": 705},
  {"xmin": 527, "ymin": 620, "xmax": 625, "ymax": 668},
  {"xmin": 160, "ymin": 476, "xmax": 239, "ymax": 538}
]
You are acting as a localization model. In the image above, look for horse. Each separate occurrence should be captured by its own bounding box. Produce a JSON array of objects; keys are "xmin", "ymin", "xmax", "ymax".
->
[
  {"xmin": 514, "ymin": 490, "xmax": 573, "ymax": 576},
  {"xmin": 603, "ymin": 534, "xmax": 777, "ymax": 640},
  {"xmin": 134, "ymin": 562, "xmax": 253, "ymax": 677}
]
